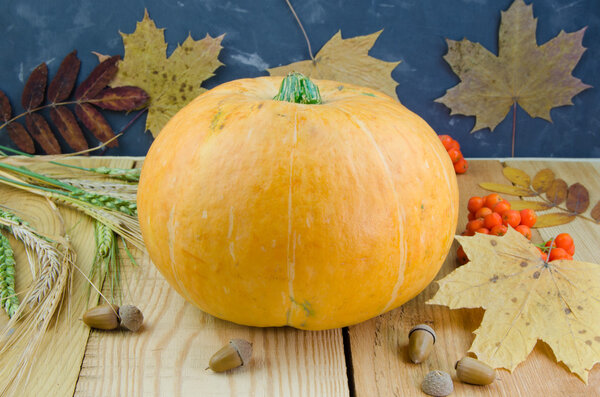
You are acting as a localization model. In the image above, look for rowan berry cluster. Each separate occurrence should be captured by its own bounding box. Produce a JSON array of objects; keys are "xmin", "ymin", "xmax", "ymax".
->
[
  {"xmin": 439, "ymin": 134, "xmax": 468, "ymax": 174},
  {"xmin": 536, "ymin": 233, "xmax": 575, "ymax": 261}
]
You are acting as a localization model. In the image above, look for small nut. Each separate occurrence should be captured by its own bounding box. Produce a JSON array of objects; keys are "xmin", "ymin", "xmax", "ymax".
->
[
  {"xmin": 408, "ymin": 324, "xmax": 436, "ymax": 363},
  {"xmin": 422, "ymin": 370, "xmax": 453, "ymax": 396},
  {"xmin": 82, "ymin": 304, "xmax": 120, "ymax": 330},
  {"xmin": 455, "ymin": 356, "xmax": 495, "ymax": 385},
  {"xmin": 118, "ymin": 305, "xmax": 144, "ymax": 332},
  {"xmin": 208, "ymin": 339, "xmax": 253, "ymax": 372}
]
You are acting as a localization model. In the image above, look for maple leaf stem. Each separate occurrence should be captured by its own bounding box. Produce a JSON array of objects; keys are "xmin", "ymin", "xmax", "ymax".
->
[
  {"xmin": 284, "ymin": 0, "xmax": 315, "ymax": 61},
  {"xmin": 511, "ymin": 101, "xmax": 517, "ymax": 157}
]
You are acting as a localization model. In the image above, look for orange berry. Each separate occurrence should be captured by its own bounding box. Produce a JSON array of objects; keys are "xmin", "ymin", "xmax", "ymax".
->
[
  {"xmin": 555, "ymin": 233, "xmax": 574, "ymax": 252},
  {"xmin": 484, "ymin": 193, "xmax": 503, "ymax": 209},
  {"xmin": 490, "ymin": 224, "xmax": 508, "ymax": 236},
  {"xmin": 439, "ymin": 135, "xmax": 453, "ymax": 150},
  {"xmin": 467, "ymin": 196, "xmax": 484, "ymax": 214},
  {"xmin": 536, "ymin": 247, "xmax": 548, "ymax": 261},
  {"xmin": 447, "ymin": 148, "xmax": 462, "ymax": 163},
  {"xmin": 515, "ymin": 224, "xmax": 532, "ymax": 240},
  {"xmin": 467, "ymin": 212, "xmax": 476, "ymax": 221},
  {"xmin": 492, "ymin": 200, "xmax": 511, "ymax": 214},
  {"xmin": 456, "ymin": 246, "xmax": 469, "ymax": 265},
  {"xmin": 454, "ymin": 157, "xmax": 468, "ymax": 174},
  {"xmin": 501, "ymin": 210, "xmax": 521, "ymax": 228},
  {"xmin": 467, "ymin": 219, "xmax": 485, "ymax": 233},
  {"xmin": 545, "ymin": 239, "xmax": 557, "ymax": 249},
  {"xmin": 519, "ymin": 209, "xmax": 537, "ymax": 227},
  {"xmin": 483, "ymin": 212, "xmax": 502, "ymax": 229},
  {"xmin": 448, "ymin": 139, "xmax": 460, "ymax": 151},
  {"xmin": 475, "ymin": 207, "xmax": 493, "ymax": 219},
  {"xmin": 475, "ymin": 227, "xmax": 490, "ymax": 234},
  {"xmin": 549, "ymin": 247, "xmax": 571, "ymax": 261},
  {"xmin": 462, "ymin": 230, "xmax": 475, "ymax": 236}
]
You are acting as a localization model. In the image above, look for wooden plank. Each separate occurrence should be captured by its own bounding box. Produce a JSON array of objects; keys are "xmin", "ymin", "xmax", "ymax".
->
[
  {"xmin": 0, "ymin": 157, "xmax": 135, "ymax": 396},
  {"xmin": 348, "ymin": 160, "xmax": 600, "ymax": 396},
  {"xmin": 73, "ymin": 159, "xmax": 350, "ymax": 397}
]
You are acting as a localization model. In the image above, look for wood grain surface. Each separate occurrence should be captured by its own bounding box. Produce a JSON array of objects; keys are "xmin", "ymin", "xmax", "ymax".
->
[{"xmin": 1, "ymin": 158, "xmax": 599, "ymax": 397}]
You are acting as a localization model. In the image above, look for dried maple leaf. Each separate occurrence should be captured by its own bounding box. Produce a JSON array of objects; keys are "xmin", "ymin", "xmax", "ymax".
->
[
  {"xmin": 268, "ymin": 30, "xmax": 400, "ymax": 100},
  {"xmin": 435, "ymin": 0, "xmax": 591, "ymax": 132},
  {"xmin": 107, "ymin": 10, "xmax": 224, "ymax": 137},
  {"xmin": 428, "ymin": 228, "xmax": 600, "ymax": 382}
]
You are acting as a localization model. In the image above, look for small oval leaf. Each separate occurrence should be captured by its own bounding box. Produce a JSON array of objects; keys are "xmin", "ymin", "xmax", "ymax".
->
[
  {"xmin": 507, "ymin": 200, "xmax": 552, "ymax": 211},
  {"xmin": 532, "ymin": 169, "xmax": 555, "ymax": 193},
  {"xmin": 21, "ymin": 63, "xmax": 48, "ymax": 110},
  {"xmin": 533, "ymin": 213, "xmax": 576, "ymax": 228},
  {"xmin": 75, "ymin": 103, "xmax": 118, "ymax": 148},
  {"xmin": 566, "ymin": 183, "xmax": 590, "ymax": 214},
  {"xmin": 91, "ymin": 86, "xmax": 149, "ymax": 111},
  {"xmin": 0, "ymin": 90, "xmax": 11, "ymax": 122},
  {"xmin": 546, "ymin": 179, "xmax": 568, "ymax": 206},
  {"xmin": 49, "ymin": 106, "xmax": 88, "ymax": 152},
  {"xmin": 503, "ymin": 167, "xmax": 531, "ymax": 188},
  {"xmin": 47, "ymin": 50, "xmax": 81, "ymax": 103},
  {"xmin": 6, "ymin": 122, "xmax": 35, "ymax": 154},
  {"xmin": 591, "ymin": 201, "xmax": 600, "ymax": 223},
  {"xmin": 75, "ymin": 55, "xmax": 120, "ymax": 100},
  {"xmin": 25, "ymin": 113, "xmax": 61, "ymax": 154},
  {"xmin": 478, "ymin": 182, "xmax": 534, "ymax": 197}
]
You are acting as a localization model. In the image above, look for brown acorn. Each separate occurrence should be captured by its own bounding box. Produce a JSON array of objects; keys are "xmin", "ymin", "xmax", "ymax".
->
[
  {"xmin": 455, "ymin": 356, "xmax": 496, "ymax": 385},
  {"xmin": 82, "ymin": 304, "xmax": 120, "ymax": 330},
  {"xmin": 208, "ymin": 339, "xmax": 253, "ymax": 372},
  {"xmin": 408, "ymin": 324, "xmax": 436, "ymax": 363}
]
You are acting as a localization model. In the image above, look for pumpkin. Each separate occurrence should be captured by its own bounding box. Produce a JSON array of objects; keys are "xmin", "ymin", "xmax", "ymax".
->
[{"xmin": 137, "ymin": 73, "xmax": 459, "ymax": 330}]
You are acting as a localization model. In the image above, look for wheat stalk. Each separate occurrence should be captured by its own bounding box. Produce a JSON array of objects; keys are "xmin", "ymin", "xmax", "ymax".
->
[
  {"xmin": 61, "ymin": 179, "xmax": 137, "ymax": 201},
  {"xmin": 0, "ymin": 233, "xmax": 19, "ymax": 318}
]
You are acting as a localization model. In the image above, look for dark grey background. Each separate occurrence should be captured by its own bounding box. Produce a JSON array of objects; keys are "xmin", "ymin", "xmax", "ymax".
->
[{"xmin": 0, "ymin": 0, "xmax": 598, "ymax": 157}]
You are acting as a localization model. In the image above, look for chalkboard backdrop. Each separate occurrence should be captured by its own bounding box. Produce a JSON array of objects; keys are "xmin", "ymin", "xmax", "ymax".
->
[{"xmin": 0, "ymin": 0, "xmax": 598, "ymax": 157}]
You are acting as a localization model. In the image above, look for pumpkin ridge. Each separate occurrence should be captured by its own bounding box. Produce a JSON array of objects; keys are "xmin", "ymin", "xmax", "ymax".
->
[
  {"xmin": 286, "ymin": 109, "xmax": 298, "ymax": 326},
  {"xmin": 337, "ymin": 107, "xmax": 408, "ymax": 313}
]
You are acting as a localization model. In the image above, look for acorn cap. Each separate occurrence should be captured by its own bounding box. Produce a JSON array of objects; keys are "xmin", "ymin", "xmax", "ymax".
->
[
  {"xmin": 118, "ymin": 305, "xmax": 144, "ymax": 332},
  {"xmin": 422, "ymin": 370, "xmax": 453, "ymax": 396},
  {"xmin": 408, "ymin": 324, "xmax": 436, "ymax": 344},
  {"xmin": 230, "ymin": 339, "xmax": 253, "ymax": 366}
]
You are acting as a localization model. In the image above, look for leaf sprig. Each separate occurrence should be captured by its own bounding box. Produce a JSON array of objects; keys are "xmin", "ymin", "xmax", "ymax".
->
[
  {"xmin": 480, "ymin": 167, "xmax": 600, "ymax": 227},
  {"xmin": 0, "ymin": 51, "xmax": 149, "ymax": 154}
]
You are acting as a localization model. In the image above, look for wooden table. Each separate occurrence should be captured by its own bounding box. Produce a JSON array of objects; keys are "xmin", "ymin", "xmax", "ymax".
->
[{"xmin": 1, "ymin": 158, "xmax": 599, "ymax": 397}]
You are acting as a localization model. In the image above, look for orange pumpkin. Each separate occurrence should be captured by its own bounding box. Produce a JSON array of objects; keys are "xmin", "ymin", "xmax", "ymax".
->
[{"xmin": 138, "ymin": 73, "xmax": 458, "ymax": 330}]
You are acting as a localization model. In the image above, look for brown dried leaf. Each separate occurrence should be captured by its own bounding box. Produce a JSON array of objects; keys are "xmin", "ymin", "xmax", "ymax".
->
[
  {"xmin": 478, "ymin": 182, "xmax": 534, "ymax": 197},
  {"xmin": 91, "ymin": 86, "xmax": 149, "ymax": 111},
  {"xmin": 566, "ymin": 183, "xmax": 590, "ymax": 214},
  {"xmin": 21, "ymin": 63, "xmax": 48, "ymax": 111},
  {"xmin": 75, "ymin": 103, "xmax": 118, "ymax": 148},
  {"xmin": 75, "ymin": 55, "xmax": 120, "ymax": 100},
  {"xmin": 532, "ymin": 168, "xmax": 555, "ymax": 193},
  {"xmin": 0, "ymin": 90, "xmax": 11, "ymax": 122},
  {"xmin": 503, "ymin": 166, "xmax": 531, "ymax": 188},
  {"xmin": 49, "ymin": 106, "xmax": 88, "ymax": 152},
  {"xmin": 47, "ymin": 50, "xmax": 81, "ymax": 103},
  {"xmin": 25, "ymin": 113, "xmax": 61, "ymax": 154},
  {"xmin": 534, "ymin": 212, "xmax": 576, "ymax": 228},
  {"xmin": 507, "ymin": 200, "xmax": 552, "ymax": 211},
  {"xmin": 591, "ymin": 201, "xmax": 600, "ymax": 223},
  {"xmin": 6, "ymin": 122, "xmax": 35, "ymax": 154},
  {"xmin": 546, "ymin": 179, "xmax": 568, "ymax": 206}
]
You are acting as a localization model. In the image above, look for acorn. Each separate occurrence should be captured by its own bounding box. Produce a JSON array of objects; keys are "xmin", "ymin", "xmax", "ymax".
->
[
  {"xmin": 208, "ymin": 339, "xmax": 253, "ymax": 372},
  {"xmin": 82, "ymin": 304, "xmax": 144, "ymax": 332},
  {"xmin": 421, "ymin": 370, "xmax": 453, "ymax": 396},
  {"xmin": 82, "ymin": 304, "xmax": 120, "ymax": 330},
  {"xmin": 455, "ymin": 356, "xmax": 496, "ymax": 385},
  {"xmin": 408, "ymin": 324, "xmax": 436, "ymax": 363}
]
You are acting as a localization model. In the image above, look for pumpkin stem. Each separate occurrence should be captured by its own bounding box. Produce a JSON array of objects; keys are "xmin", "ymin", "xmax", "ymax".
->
[{"xmin": 273, "ymin": 72, "xmax": 322, "ymax": 105}]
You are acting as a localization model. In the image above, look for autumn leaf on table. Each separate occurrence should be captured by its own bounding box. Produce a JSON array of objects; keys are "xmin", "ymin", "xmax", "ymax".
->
[
  {"xmin": 268, "ymin": 30, "xmax": 400, "ymax": 100},
  {"xmin": 435, "ymin": 0, "xmax": 590, "ymax": 133},
  {"xmin": 428, "ymin": 228, "xmax": 600, "ymax": 382},
  {"xmin": 106, "ymin": 9, "xmax": 224, "ymax": 137}
]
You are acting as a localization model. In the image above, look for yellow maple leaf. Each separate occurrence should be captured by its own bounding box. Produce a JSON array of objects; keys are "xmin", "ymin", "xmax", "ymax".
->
[
  {"xmin": 428, "ymin": 228, "xmax": 600, "ymax": 383},
  {"xmin": 435, "ymin": 0, "xmax": 591, "ymax": 132},
  {"xmin": 109, "ymin": 10, "xmax": 224, "ymax": 137},
  {"xmin": 268, "ymin": 30, "xmax": 400, "ymax": 100}
]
